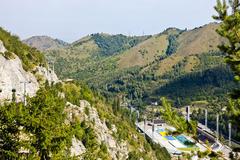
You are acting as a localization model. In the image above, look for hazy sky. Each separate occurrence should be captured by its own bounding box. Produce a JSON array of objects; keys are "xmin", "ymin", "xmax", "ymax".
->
[{"xmin": 0, "ymin": 0, "xmax": 217, "ymax": 42}]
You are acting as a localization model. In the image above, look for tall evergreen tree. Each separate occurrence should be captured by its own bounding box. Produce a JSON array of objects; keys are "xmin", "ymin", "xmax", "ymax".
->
[
  {"xmin": 213, "ymin": 0, "xmax": 240, "ymax": 124},
  {"xmin": 0, "ymin": 103, "xmax": 22, "ymax": 159},
  {"xmin": 24, "ymin": 87, "xmax": 70, "ymax": 159}
]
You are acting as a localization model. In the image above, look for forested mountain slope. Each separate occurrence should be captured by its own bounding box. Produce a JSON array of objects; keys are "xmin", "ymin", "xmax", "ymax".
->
[
  {"xmin": 0, "ymin": 26, "xmax": 170, "ymax": 160},
  {"xmin": 25, "ymin": 23, "xmax": 234, "ymax": 107}
]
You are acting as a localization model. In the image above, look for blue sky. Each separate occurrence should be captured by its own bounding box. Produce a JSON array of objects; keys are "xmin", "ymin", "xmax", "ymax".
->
[{"xmin": 0, "ymin": 0, "xmax": 217, "ymax": 42}]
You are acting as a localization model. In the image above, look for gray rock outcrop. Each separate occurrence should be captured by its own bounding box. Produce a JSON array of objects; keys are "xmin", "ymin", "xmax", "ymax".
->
[
  {"xmin": 0, "ymin": 40, "xmax": 58, "ymax": 102},
  {"xmin": 0, "ymin": 53, "xmax": 39, "ymax": 101},
  {"xmin": 65, "ymin": 100, "xmax": 130, "ymax": 159},
  {"xmin": 70, "ymin": 137, "xmax": 86, "ymax": 157},
  {"xmin": 0, "ymin": 40, "xmax": 6, "ymax": 53}
]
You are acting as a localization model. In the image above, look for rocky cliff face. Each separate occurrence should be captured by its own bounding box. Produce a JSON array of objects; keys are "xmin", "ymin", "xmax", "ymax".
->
[
  {"xmin": 0, "ymin": 40, "xmax": 58, "ymax": 102},
  {"xmin": 0, "ymin": 39, "xmax": 152, "ymax": 159},
  {"xmin": 0, "ymin": 40, "xmax": 130, "ymax": 159},
  {"xmin": 0, "ymin": 40, "xmax": 6, "ymax": 53},
  {"xmin": 65, "ymin": 100, "xmax": 130, "ymax": 159}
]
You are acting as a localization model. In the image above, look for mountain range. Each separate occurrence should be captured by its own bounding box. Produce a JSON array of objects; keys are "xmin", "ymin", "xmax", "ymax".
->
[
  {"xmin": 23, "ymin": 35, "xmax": 69, "ymax": 51},
  {"xmin": 0, "ymin": 21, "xmax": 237, "ymax": 159},
  {"xmin": 0, "ymin": 26, "xmax": 171, "ymax": 160},
  {"xmin": 24, "ymin": 23, "xmax": 235, "ymax": 107}
]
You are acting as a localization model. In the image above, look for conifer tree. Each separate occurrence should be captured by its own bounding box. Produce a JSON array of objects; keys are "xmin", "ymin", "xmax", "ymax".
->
[{"xmin": 213, "ymin": 0, "xmax": 240, "ymax": 123}]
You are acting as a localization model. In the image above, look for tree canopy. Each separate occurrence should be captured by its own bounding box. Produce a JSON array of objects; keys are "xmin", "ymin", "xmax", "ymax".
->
[{"xmin": 213, "ymin": 0, "xmax": 240, "ymax": 125}]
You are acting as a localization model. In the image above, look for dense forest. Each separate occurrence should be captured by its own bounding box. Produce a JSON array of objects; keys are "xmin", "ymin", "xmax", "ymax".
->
[
  {"xmin": 155, "ymin": 65, "xmax": 236, "ymax": 106},
  {"xmin": 84, "ymin": 51, "xmax": 235, "ymax": 108},
  {"xmin": 43, "ymin": 24, "xmax": 228, "ymax": 110},
  {"xmin": 91, "ymin": 33, "xmax": 151, "ymax": 56},
  {"xmin": 0, "ymin": 82, "xmax": 171, "ymax": 159}
]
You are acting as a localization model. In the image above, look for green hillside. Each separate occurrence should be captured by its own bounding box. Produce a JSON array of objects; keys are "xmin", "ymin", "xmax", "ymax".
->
[
  {"xmin": 0, "ymin": 27, "xmax": 46, "ymax": 71},
  {"xmin": 0, "ymin": 26, "xmax": 171, "ymax": 159},
  {"xmin": 1, "ymin": 82, "xmax": 171, "ymax": 159},
  {"xmin": 45, "ymin": 33, "xmax": 150, "ymax": 78},
  {"xmin": 39, "ymin": 23, "xmax": 234, "ymax": 108},
  {"xmin": 89, "ymin": 33, "xmax": 151, "ymax": 56}
]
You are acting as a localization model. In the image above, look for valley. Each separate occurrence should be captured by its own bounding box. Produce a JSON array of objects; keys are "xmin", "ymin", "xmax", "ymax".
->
[
  {"xmin": 22, "ymin": 22, "xmax": 240, "ymax": 159},
  {"xmin": 1, "ymin": 0, "xmax": 240, "ymax": 159},
  {"xmin": 25, "ymin": 23, "xmax": 234, "ymax": 108},
  {"xmin": 0, "ymin": 27, "xmax": 171, "ymax": 160}
]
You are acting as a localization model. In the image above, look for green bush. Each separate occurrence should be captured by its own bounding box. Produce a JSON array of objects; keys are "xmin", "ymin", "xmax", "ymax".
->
[
  {"xmin": 3, "ymin": 51, "xmax": 15, "ymax": 60},
  {"xmin": 105, "ymin": 120, "xmax": 112, "ymax": 130},
  {"xmin": 166, "ymin": 34, "xmax": 179, "ymax": 55},
  {"xmin": 84, "ymin": 106, "xmax": 90, "ymax": 116}
]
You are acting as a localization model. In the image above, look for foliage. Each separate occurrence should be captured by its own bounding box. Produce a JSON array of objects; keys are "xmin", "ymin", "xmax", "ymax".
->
[
  {"xmin": 197, "ymin": 150, "xmax": 211, "ymax": 158},
  {"xmin": 81, "ymin": 122, "xmax": 98, "ymax": 151},
  {"xmin": 160, "ymin": 97, "xmax": 197, "ymax": 135},
  {"xmin": 0, "ymin": 26, "xmax": 172, "ymax": 158},
  {"xmin": 91, "ymin": 33, "xmax": 150, "ymax": 56},
  {"xmin": 60, "ymin": 82, "xmax": 94, "ymax": 105},
  {"xmin": 83, "ymin": 51, "xmax": 234, "ymax": 108},
  {"xmin": 213, "ymin": 0, "xmax": 240, "ymax": 135},
  {"xmin": 0, "ymin": 27, "xmax": 46, "ymax": 71},
  {"xmin": 90, "ymin": 52, "xmax": 235, "ymax": 109},
  {"xmin": 166, "ymin": 34, "xmax": 179, "ymax": 56},
  {"xmin": 0, "ymin": 85, "xmax": 73, "ymax": 159},
  {"xmin": 127, "ymin": 151, "xmax": 140, "ymax": 160},
  {"xmin": 0, "ymin": 83, "xmax": 108, "ymax": 159},
  {"xmin": 1, "ymin": 81, "xmax": 173, "ymax": 159},
  {"xmin": 43, "ymin": 25, "xmax": 231, "ymax": 110},
  {"xmin": 3, "ymin": 51, "xmax": 15, "ymax": 60},
  {"xmin": 0, "ymin": 103, "xmax": 23, "ymax": 159},
  {"xmin": 24, "ymin": 85, "xmax": 71, "ymax": 159},
  {"xmin": 156, "ymin": 65, "xmax": 236, "ymax": 106},
  {"xmin": 146, "ymin": 136, "xmax": 171, "ymax": 160}
]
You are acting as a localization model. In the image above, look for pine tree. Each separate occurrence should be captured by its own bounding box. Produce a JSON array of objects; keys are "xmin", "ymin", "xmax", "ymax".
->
[
  {"xmin": 213, "ymin": 0, "xmax": 240, "ymax": 124},
  {"xmin": 0, "ymin": 102, "xmax": 22, "ymax": 159},
  {"xmin": 23, "ymin": 86, "xmax": 70, "ymax": 159}
]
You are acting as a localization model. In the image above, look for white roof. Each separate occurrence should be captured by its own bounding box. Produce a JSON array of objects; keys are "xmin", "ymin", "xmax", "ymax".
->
[{"xmin": 169, "ymin": 140, "xmax": 187, "ymax": 148}]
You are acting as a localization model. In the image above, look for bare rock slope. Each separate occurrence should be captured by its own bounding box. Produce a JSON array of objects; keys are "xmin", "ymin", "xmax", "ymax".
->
[
  {"xmin": 65, "ymin": 100, "xmax": 130, "ymax": 159},
  {"xmin": 0, "ymin": 40, "xmax": 58, "ymax": 102}
]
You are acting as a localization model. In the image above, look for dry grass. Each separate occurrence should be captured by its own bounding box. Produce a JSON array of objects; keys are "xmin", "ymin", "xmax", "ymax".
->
[
  {"xmin": 70, "ymin": 39, "xmax": 99, "ymax": 59},
  {"xmin": 184, "ymin": 56, "xmax": 200, "ymax": 73},
  {"xmin": 155, "ymin": 23, "xmax": 223, "ymax": 76},
  {"xmin": 156, "ymin": 54, "xmax": 184, "ymax": 76},
  {"xmin": 47, "ymin": 39, "xmax": 99, "ymax": 60},
  {"xmin": 45, "ymin": 23, "xmax": 225, "ymax": 82},
  {"xmin": 176, "ymin": 23, "xmax": 222, "ymax": 56},
  {"xmin": 118, "ymin": 34, "xmax": 168, "ymax": 69}
]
